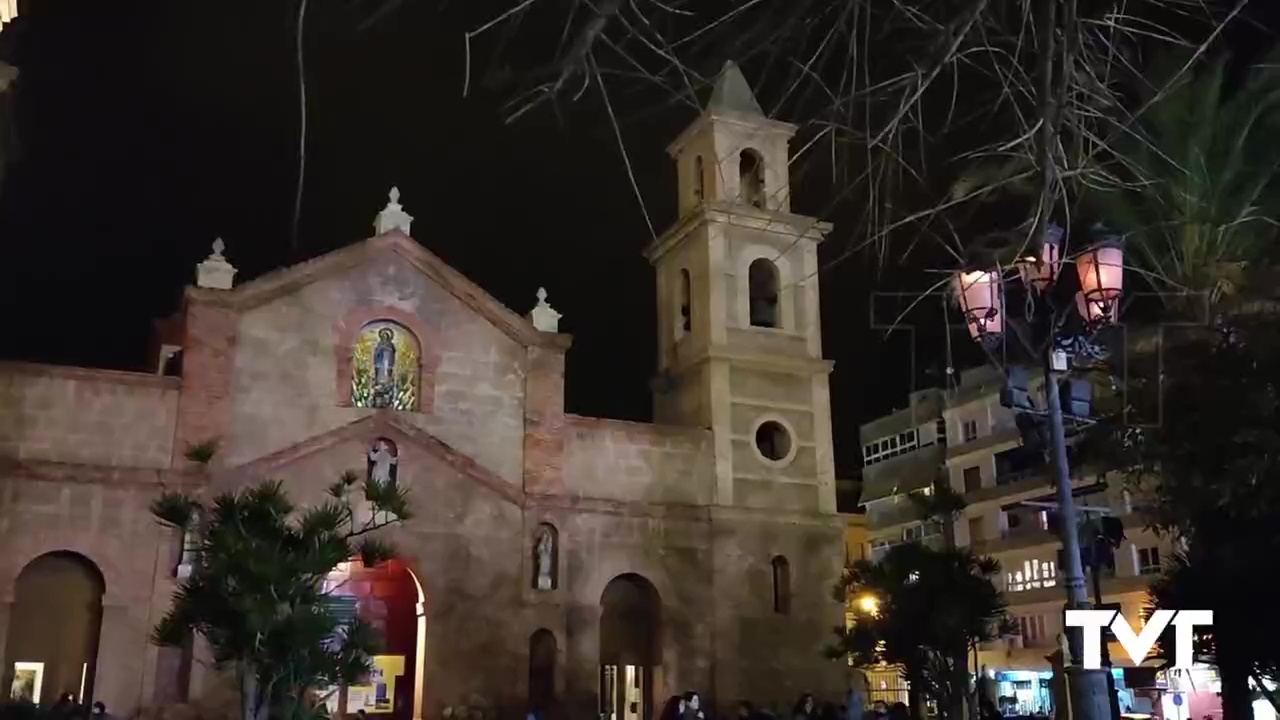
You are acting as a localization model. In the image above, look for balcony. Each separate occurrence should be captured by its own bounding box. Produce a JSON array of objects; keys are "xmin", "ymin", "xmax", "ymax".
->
[
  {"xmin": 974, "ymin": 525, "xmax": 1057, "ymax": 554},
  {"xmin": 869, "ymin": 534, "xmax": 945, "ymax": 563},
  {"xmin": 866, "ymin": 500, "xmax": 930, "ymax": 530}
]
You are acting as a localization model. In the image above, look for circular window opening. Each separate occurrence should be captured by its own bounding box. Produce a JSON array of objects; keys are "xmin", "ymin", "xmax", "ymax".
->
[{"xmin": 755, "ymin": 420, "xmax": 792, "ymax": 462}]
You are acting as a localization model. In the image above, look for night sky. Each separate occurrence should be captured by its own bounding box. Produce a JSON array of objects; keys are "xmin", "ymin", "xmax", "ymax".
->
[{"xmin": 0, "ymin": 0, "xmax": 1275, "ymax": 479}]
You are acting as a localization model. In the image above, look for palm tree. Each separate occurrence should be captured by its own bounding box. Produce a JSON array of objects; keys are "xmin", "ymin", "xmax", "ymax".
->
[{"xmin": 1083, "ymin": 51, "xmax": 1280, "ymax": 310}]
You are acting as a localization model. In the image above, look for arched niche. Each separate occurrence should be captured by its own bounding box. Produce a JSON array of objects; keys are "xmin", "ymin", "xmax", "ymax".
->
[
  {"xmin": 3, "ymin": 551, "xmax": 105, "ymax": 705},
  {"xmin": 532, "ymin": 524, "xmax": 559, "ymax": 591},
  {"xmin": 739, "ymin": 149, "xmax": 766, "ymax": 209},
  {"xmin": 736, "ymin": 248, "xmax": 796, "ymax": 331},
  {"xmin": 748, "ymin": 258, "xmax": 781, "ymax": 328},
  {"xmin": 528, "ymin": 629, "xmax": 557, "ymax": 712},
  {"xmin": 599, "ymin": 574, "xmax": 661, "ymax": 720},
  {"xmin": 349, "ymin": 321, "xmax": 423, "ymax": 411}
]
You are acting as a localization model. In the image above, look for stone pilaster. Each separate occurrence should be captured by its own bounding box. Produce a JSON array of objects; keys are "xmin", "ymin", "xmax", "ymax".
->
[
  {"xmin": 170, "ymin": 291, "xmax": 239, "ymax": 467},
  {"xmin": 523, "ymin": 340, "xmax": 571, "ymax": 495}
]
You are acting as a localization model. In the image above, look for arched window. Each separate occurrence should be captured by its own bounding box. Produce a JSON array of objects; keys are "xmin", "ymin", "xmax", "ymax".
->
[
  {"xmin": 692, "ymin": 155, "xmax": 705, "ymax": 203},
  {"xmin": 678, "ymin": 269, "xmax": 692, "ymax": 334},
  {"xmin": 771, "ymin": 555, "xmax": 792, "ymax": 615},
  {"xmin": 739, "ymin": 149, "xmax": 765, "ymax": 208},
  {"xmin": 350, "ymin": 321, "xmax": 421, "ymax": 411},
  {"xmin": 529, "ymin": 629, "xmax": 558, "ymax": 712},
  {"xmin": 748, "ymin": 259, "xmax": 780, "ymax": 328}
]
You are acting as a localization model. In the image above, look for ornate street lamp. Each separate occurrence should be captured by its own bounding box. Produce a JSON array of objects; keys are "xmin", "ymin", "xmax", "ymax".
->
[
  {"xmin": 954, "ymin": 270, "xmax": 1003, "ymax": 340},
  {"xmin": 951, "ymin": 222, "xmax": 1125, "ymax": 720}
]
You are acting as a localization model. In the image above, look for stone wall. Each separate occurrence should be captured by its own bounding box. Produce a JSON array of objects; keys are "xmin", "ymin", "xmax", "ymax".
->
[
  {"xmin": 0, "ymin": 462, "xmax": 188, "ymax": 716},
  {"xmin": 224, "ymin": 252, "xmax": 527, "ymax": 487},
  {"xmin": 561, "ymin": 416, "xmax": 714, "ymax": 505},
  {"xmin": 0, "ymin": 363, "xmax": 180, "ymax": 467}
]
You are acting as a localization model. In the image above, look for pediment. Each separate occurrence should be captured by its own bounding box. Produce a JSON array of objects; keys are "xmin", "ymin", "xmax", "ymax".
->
[
  {"xmin": 188, "ymin": 231, "xmax": 569, "ymax": 351},
  {"xmin": 223, "ymin": 410, "xmax": 522, "ymax": 506}
]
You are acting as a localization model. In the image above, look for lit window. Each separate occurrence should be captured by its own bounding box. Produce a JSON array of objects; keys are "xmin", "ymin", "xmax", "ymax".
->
[
  {"xmin": 962, "ymin": 419, "xmax": 979, "ymax": 442},
  {"xmin": 1138, "ymin": 547, "xmax": 1161, "ymax": 575}
]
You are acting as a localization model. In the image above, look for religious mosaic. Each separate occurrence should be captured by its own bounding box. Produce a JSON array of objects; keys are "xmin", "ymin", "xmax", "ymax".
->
[{"xmin": 350, "ymin": 322, "xmax": 419, "ymax": 410}]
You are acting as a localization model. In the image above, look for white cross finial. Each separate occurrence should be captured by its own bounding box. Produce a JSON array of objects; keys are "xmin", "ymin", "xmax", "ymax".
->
[
  {"xmin": 529, "ymin": 287, "xmax": 562, "ymax": 333},
  {"xmin": 375, "ymin": 186, "xmax": 413, "ymax": 236},
  {"xmin": 211, "ymin": 238, "xmax": 226, "ymax": 258}
]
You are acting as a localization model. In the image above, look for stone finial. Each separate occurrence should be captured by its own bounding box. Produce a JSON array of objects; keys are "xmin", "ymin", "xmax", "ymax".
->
[
  {"xmin": 196, "ymin": 238, "xmax": 237, "ymax": 290},
  {"xmin": 375, "ymin": 186, "xmax": 414, "ymax": 236},
  {"xmin": 528, "ymin": 288, "xmax": 562, "ymax": 333}
]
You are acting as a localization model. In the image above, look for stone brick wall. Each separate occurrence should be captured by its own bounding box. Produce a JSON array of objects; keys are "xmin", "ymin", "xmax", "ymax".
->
[
  {"xmin": 0, "ymin": 462, "xmax": 191, "ymax": 716},
  {"xmin": 224, "ymin": 253, "xmax": 527, "ymax": 486},
  {"xmin": 561, "ymin": 416, "xmax": 714, "ymax": 505},
  {"xmin": 0, "ymin": 363, "xmax": 180, "ymax": 467}
]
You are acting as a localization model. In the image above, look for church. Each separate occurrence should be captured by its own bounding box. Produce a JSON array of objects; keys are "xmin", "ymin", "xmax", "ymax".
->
[{"xmin": 0, "ymin": 63, "xmax": 848, "ymax": 720}]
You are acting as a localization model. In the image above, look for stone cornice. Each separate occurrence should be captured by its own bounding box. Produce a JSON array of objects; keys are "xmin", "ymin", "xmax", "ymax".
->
[
  {"xmin": 0, "ymin": 458, "xmax": 205, "ymax": 489},
  {"xmin": 185, "ymin": 232, "xmax": 572, "ymax": 352},
  {"xmin": 0, "ymin": 361, "xmax": 180, "ymax": 390},
  {"xmin": 661, "ymin": 344, "xmax": 834, "ymax": 377},
  {"xmin": 646, "ymin": 203, "xmax": 832, "ymax": 262},
  {"xmin": 526, "ymin": 492, "xmax": 844, "ymax": 529},
  {"xmin": 223, "ymin": 410, "xmax": 523, "ymax": 506}
]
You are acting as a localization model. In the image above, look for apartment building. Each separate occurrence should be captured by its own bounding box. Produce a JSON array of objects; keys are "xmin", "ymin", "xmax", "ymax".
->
[{"xmin": 859, "ymin": 366, "xmax": 1175, "ymax": 715}]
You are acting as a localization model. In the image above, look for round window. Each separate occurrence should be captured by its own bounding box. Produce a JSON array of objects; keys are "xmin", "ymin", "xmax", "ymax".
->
[{"xmin": 754, "ymin": 420, "xmax": 792, "ymax": 462}]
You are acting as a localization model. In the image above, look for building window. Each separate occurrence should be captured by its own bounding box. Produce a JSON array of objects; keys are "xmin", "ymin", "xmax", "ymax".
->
[
  {"xmin": 936, "ymin": 418, "xmax": 947, "ymax": 445},
  {"xmin": 962, "ymin": 465, "xmax": 982, "ymax": 493},
  {"xmin": 1137, "ymin": 547, "xmax": 1161, "ymax": 575},
  {"xmin": 678, "ymin": 269, "xmax": 692, "ymax": 334},
  {"xmin": 748, "ymin": 259, "xmax": 780, "ymax": 328},
  {"xmin": 1018, "ymin": 615, "xmax": 1047, "ymax": 645},
  {"xmin": 754, "ymin": 419, "xmax": 793, "ymax": 464},
  {"xmin": 1006, "ymin": 559, "xmax": 1058, "ymax": 593},
  {"xmin": 968, "ymin": 517, "xmax": 983, "ymax": 545},
  {"xmin": 962, "ymin": 419, "xmax": 979, "ymax": 442},
  {"xmin": 350, "ymin": 321, "xmax": 421, "ymax": 411},
  {"xmin": 740, "ymin": 149, "xmax": 765, "ymax": 208},
  {"xmin": 771, "ymin": 556, "xmax": 792, "ymax": 614},
  {"xmin": 692, "ymin": 155, "xmax": 705, "ymax": 203}
]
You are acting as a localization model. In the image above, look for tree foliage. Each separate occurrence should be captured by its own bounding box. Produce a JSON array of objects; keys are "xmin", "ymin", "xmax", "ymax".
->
[
  {"xmin": 151, "ymin": 473, "xmax": 412, "ymax": 720},
  {"xmin": 830, "ymin": 542, "xmax": 1012, "ymax": 718},
  {"xmin": 1088, "ymin": 311, "xmax": 1280, "ymax": 719}
]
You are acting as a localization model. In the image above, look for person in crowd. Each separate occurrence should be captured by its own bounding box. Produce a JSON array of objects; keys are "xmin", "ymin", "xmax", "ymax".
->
[
  {"xmin": 863, "ymin": 701, "xmax": 887, "ymax": 720},
  {"xmin": 682, "ymin": 692, "xmax": 704, "ymax": 720},
  {"xmin": 885, "ymin": 703, "xmax": 908, "ymax": 720},
  {"xmin": 660, "ymin": 695, "xmax": 685, "ymax": 720},
  {"xmin": 791, "ymin": 694, "xmax": 816, "ymax": 720}
]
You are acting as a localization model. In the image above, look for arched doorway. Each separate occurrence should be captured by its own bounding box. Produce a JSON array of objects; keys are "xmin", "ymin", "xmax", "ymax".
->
[
  {"xmin": 322, "ymin": 558, "xmax": 425, "ymax": 720},
  {"xmin": 599, "ymin": 574, "xmax": 661, "ymax": 720},
  {"xmin": 3, "ymin": 552, "xmax": 105, "ymax": 705},
  {"xmin": 528, "ymin": 629, "xmax": 556, "ymax": 712}
]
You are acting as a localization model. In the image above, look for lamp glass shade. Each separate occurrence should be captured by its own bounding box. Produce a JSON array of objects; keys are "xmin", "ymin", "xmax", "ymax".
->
[
  {"xmin": 954, "ymin": 270, "xmax": 1003, "ymax": 337},
  {"xmin": 1016, "ymin": 223, "xmax": 1064, "ymax": 291},
  {"xmin": 1077, "ymin": 243, "xmax": 1124, "ymax": 301}
]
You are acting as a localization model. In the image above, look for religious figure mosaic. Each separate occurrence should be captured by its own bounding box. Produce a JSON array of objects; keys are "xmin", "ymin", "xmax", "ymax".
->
[{"xmin": 350, "ymin": 322, "xmax": 419, "ymax": 410}]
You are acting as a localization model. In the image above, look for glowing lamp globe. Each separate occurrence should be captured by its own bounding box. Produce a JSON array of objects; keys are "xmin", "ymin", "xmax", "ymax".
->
[
  {"xmin": 1017, "ymin": 223, "xmax": 1064, "ymax": 292},
  {"xmin": 953, "ymin": 270, "xmax": 1003, "ymax": 338},
  {"xmin": 1076, "ymin": 241, "xmax": 1124, "ymax": 303}
]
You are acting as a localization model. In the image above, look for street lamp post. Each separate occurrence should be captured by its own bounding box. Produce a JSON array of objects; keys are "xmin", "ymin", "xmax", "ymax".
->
[{"xmin": 953, "ymin": 224, "xmax": 1124, "ymax": 720}]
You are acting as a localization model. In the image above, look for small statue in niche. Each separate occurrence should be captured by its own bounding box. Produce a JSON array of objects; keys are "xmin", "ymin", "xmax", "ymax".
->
[
  {"xmin": 371, "ymin": 327, "xmax": 398, "ymax": 408},
  {"xmin": 367, "ymin": 439, "xmax": 399, "ymax": 488},
  {"xmin": 534, "ymin": 527, "xmax": 555, "ymax": 591}
]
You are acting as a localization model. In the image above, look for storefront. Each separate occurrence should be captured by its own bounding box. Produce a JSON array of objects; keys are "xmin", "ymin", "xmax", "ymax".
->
[{"xmin": 994, "ymin": 671, "xmax": 1053, "ymax": 716}]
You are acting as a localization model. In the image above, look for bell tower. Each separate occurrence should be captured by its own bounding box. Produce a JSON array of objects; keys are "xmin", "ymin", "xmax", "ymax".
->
[{"xmin": 645, "ymin": 61, "xmax": 836, "ymax": 514}]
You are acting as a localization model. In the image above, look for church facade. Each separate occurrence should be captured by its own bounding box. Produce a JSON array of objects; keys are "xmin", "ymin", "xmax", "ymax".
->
[{"xmin": 0, "ymin": 64, "xmax": 848, "ymax": 720}]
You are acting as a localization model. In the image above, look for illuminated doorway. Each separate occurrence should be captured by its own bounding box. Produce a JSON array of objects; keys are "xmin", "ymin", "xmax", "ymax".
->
[
  {"xmin": 323, "ymin": 558, "xmax": 426, "ymax": 720},
  {"xmin": 3, "ymin": 552, "xmax": 104, "ymax": 705},
  {"xmin": 599, "ymin": 574, "xmax": 660, "ymax": 720}
]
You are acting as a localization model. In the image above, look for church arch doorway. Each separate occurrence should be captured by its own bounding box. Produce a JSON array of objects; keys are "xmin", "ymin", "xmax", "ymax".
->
[
  {"xmin": 599, "ymin": 574, "xmax": 661, "ymax": 720},
  {"xmin": 322, "ymin": 558, "xmax": 427, "ymax": 720},
  {"xmin": 2, "ymin": 551, "xmax": 105, "ymax": 705}
]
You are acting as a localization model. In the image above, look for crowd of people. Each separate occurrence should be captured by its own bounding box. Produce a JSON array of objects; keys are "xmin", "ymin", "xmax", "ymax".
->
[{"xmin": 653, "ymin": 691, "xmax": 912, "ymax": 720}]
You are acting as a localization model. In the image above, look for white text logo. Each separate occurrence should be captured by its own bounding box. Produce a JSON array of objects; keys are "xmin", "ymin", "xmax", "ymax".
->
[{"xmin": 1062, "ymin": 609, "xmax": 1213, "ymax": 669}]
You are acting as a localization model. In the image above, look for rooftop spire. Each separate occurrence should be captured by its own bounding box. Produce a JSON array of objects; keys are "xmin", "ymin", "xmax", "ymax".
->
[{"xmin": 707, "ymin": 60, "xmax": 763, "ymax": 116}]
